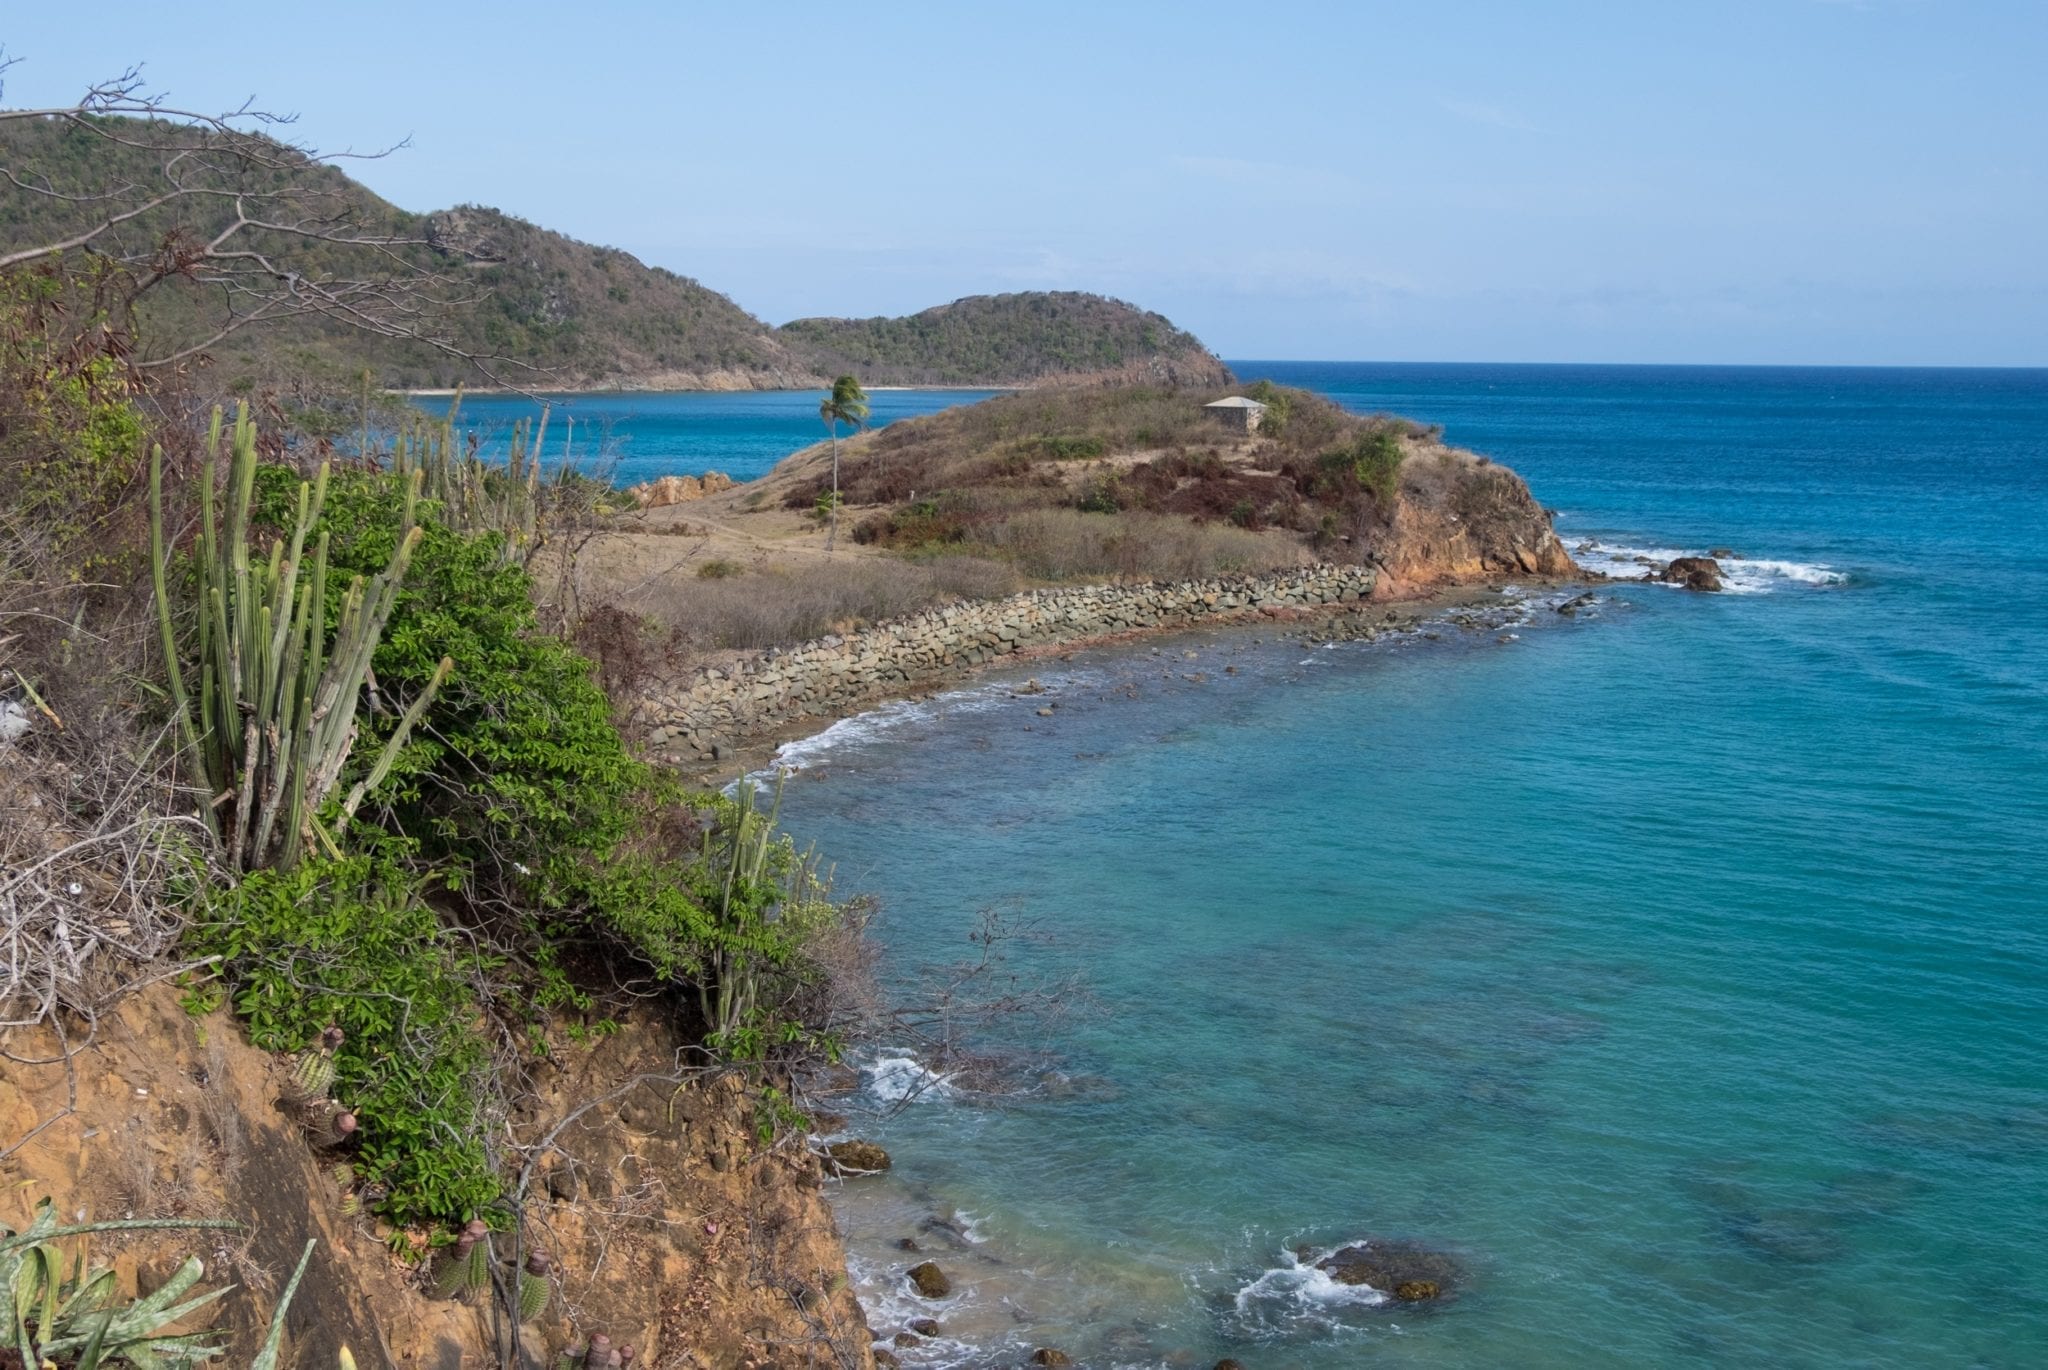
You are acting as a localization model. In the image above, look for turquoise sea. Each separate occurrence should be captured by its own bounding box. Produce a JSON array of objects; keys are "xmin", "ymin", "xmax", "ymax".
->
[
  {"xmin": 432, "ymin": 386, "xmax": 1000, "ymax": 487},
  {"xmin": 762, "ymin": 364, "xmax": 2047, "ymax": 1368},
  {"xmin": 450, "ymin": 366, "xmax": 2047, "ymax": 1366}
]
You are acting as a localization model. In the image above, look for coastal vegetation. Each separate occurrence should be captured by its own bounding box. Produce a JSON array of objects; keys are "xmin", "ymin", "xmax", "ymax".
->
[
  {"xmin": 780, "ymin": 291, "xmax": 1232, "ymax": 387},
  {"xmin": 0, "ymin": 242, "xmax": 884, "ymax": 1358}
]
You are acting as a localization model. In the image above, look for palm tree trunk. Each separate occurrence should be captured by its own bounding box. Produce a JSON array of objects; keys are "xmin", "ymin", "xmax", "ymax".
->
[{"xmin": 827, "ymin": 424, "xmax": 840, "ymax": 554}]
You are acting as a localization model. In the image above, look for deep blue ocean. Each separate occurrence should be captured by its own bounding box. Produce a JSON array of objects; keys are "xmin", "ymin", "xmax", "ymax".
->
[{"xmin": 446, "ymin": 366, "xmax": 2048, "ymax": 1366}]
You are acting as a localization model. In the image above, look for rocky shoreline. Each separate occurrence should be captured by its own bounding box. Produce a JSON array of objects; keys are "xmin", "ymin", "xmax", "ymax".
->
[{"xmin": 642, "ymin": 570, "xmax": 1589, "ymax": 787}]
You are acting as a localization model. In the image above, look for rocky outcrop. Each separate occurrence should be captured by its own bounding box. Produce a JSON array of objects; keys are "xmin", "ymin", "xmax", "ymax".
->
[
  {"xmin": 1658, "ymin": 556, "xmax": 1725, "ymax": 591},
  {"xmin": 906, "ymin": 1261, "xmax": 953, "ymax": 1298},
  {"xmin": 627, "ymin": 471, "xmax": 735, "ymax": 508},
  {"xmin": 823, "ymin": 1139, "xmax": 892, "ymax": 1174},
  {"xmin": 639, "ymin": 565, "xmax": 1380, "ymax": 765},
  {"xmin": 1374, "ymin": 450, "xmax": 1578, "ymax": 596},
  {"xmin": 1314, "ymin": 1239, "xmax": 1464, "ymax": 1301}
]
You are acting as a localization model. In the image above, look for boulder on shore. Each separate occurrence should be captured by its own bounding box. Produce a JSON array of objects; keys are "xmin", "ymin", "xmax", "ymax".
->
[
  {"xmin": 822, "ymin": 1139, "xmax": 891, "ymax": 1175},
  {"xmin": 1313, "ymin": 1239, "xmax": 1463, "ymax": 1301},
  {"xmin": 1657, "ymin": 556, "xmax": 1724, "ymax": 592},
  {"xmin": 906, "ymin": 1261, "xmax": 952, "ymax": 1299},
  {"xmin": 628, "ymin": 471, "xmax": 734, "ymax": 509}
]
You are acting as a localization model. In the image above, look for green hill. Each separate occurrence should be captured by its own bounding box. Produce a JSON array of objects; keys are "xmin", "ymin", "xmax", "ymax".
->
[
  {"xmin": 0, "ymin": 116, "xmax": 1226, "ymax": 392},
  {"xmin": 777, "ymin": 291, "xmax": 1231, "ymax": 387}
]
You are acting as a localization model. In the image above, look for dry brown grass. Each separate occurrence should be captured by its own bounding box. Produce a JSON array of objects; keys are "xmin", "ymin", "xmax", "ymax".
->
[
  {"xmin": 637, "ymin": 555, "xmax": 1019, "ymax": 652},
  {"xmin": 972, "ymin": 509, "xmax": 1300, "ymax": 582}
]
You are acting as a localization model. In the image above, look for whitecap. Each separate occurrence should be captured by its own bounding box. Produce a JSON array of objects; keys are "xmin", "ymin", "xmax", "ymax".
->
[
  {"xmin": 1570, "ymin": 538, "xmax": 1848, "ymax": 595},
  {"xmin": 753, "ymin": 667, "xmax": 1105, "ymax": 781},
  {"xmin": 1717, "ymin": 557, "xmax": 1851, "ymax": 594},
  {"xmin": 1231, "ymin": 1243, "xmax": 1390, "ymax": 1317}
]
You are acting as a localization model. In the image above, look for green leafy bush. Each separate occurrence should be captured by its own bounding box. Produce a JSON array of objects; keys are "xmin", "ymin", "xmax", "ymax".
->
[
  {"xmin": 1023, "ymin": 435, "xmax": 1106, "ymax": 460},
  {"xmin": 1319, "ymin": 429, "xmax": 1406, "ymax": 510},
  {"xmin": 247, "ymin": 466, "xmax": 643, "ymax": 893},
  {"xmin": 185, "ymin": 850, "xmax": 500, "ymax": 1227}
]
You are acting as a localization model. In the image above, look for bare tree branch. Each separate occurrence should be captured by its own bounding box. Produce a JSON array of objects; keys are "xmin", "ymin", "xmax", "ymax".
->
[{"xmin": 0, "ymin": 57, "xmax": 538, "ymax": 389}]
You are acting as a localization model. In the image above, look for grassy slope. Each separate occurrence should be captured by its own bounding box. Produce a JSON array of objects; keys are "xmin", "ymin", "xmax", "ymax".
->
[
  {"xmin": 578, "ymin": 382, "xmax": 1577, "ymax": 682},
  {"xmin": 1, "ymin": 117, "xmax": 1225, "ymax": 391}
]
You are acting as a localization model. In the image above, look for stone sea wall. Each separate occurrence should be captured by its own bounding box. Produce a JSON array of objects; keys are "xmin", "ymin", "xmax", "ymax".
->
[{"xmin": 643, "ymin": 563, "xmax": 1379, "ymax": 762}]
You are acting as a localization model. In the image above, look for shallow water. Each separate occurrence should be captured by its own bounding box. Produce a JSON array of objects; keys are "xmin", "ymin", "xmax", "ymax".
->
[
  {"xmin": 766, "ymin": 364, "xmax": 2048, "ymax": 1368},
  {"xmin": 424, "ymin": 386, "xmax": 1000, "ymax": 487}
]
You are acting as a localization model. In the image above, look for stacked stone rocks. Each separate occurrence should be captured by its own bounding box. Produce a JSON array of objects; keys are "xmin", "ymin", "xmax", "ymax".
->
[{"xmin": 642, "ymin": 564, "xmax": 1377, "ymax": 765}]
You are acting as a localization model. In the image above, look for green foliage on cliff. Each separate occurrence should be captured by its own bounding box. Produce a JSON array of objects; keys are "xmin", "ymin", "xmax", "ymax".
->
[
  {"xmin": 779, "ymin": 291, "xmax": 1230, "ymax": 387},
  {"xmin": 185, "ymin": 850, "xmax": 500, "ymax": 1228},
  {"xmin": 0, "ymin": 264, "xmax": 149, "ymax": 579},
  {"xmin": 160, "ymin": 445, "xmax": 866, "ymax": 1226}
]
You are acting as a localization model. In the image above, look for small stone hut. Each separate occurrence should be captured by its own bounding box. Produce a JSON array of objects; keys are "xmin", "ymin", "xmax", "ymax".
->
[{"xmin": 1203, "ymin": 395, "xmax": 1268, "ymax": 434}]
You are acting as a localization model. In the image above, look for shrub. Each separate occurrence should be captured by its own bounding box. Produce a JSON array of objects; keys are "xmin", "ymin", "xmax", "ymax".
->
[
  {"xmin": 184, "ymin": 850, "xmax": 500, "ymax": 1227},
  {"xmin": 1023, "ymin": 435, "xmax": 1106, "ymax": 460},
  {"xmin": 1075, "ymin": 475, "xmax": 1123, "ymax": 514},
  {"xmin": 247, "ymin": 465, "xmax": 644, "ymax": 895},
  {"xmin": 1316, "ymin": 428, "xmax": 1406, "ymax": 510},
  {"xmin": 696, "ymin": 557, "xmax": 743, "ymax": 580}
]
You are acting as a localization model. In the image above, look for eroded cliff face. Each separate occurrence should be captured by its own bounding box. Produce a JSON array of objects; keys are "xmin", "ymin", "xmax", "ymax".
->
[
  {"xmin": 0, "ymin": 988, "xmax": 873, "ymax": 1370},
  {"xmin": 1372, "ymin": 447, "xmax": 1578, "ymax": 597}
]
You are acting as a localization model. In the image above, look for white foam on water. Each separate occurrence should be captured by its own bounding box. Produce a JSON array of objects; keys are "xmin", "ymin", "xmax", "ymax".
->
[
  {"xmin": 1717, "ymin": 557, "xmax": 1852, "ymax": 594},
  {"xmin": 756, "ymin": 666, "xmax": 1104, "ymax": 780},
  {"xmin": 862, "ymin": 1053, "xmax": 959, "ymax": 1105},
  {"xmin": 1569, "ymin": 538, "xmax": 1848, "ymax": 595},
  {"xmin": 1232, "ymin": 1243, "xmax": 1391, "ymax": 1317}
]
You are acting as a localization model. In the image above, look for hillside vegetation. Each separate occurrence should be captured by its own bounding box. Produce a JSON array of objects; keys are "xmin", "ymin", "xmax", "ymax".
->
[
  {"xmin": 779, "ymin": 290, "xmax": 1231, "ymax": 387},
  {"xmin": 0, "ymin": 115, "xmax": 1224, "ymax": 392},
  {"xmin": 772, "ymin": 380, "xmax": 1576, "ymax": 588}
]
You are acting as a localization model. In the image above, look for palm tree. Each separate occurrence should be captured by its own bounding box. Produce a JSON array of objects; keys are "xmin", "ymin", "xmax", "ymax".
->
[{"xmin": 818, "ymin": 374, "xmax": 870, "ymax": 554}]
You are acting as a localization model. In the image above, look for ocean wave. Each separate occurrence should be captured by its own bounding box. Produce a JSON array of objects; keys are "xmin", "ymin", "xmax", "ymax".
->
[
  {"xmin": 1570, "ymin": 538, "xmax": 1848, "ymax": 594},
  {"xmin": 757, "ymin": 668, "xmax": 1102, "ymax": 779},
  {"xmin": 1227, "ymin": 1241, "xmax": 1392, "ymax": 1335}
]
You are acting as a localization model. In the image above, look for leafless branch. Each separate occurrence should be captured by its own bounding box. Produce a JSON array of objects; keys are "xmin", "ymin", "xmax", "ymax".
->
[{"xmin": 0, "ymin": 58, "xmax": 538, "ymax": 389}]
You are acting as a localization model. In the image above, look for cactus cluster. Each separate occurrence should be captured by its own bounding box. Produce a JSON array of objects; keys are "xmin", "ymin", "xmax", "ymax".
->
[
  {"xmin": 431, "ymin": 1223, "xmax": 553, "ymax": 1323},
  {"xmin": 390, "ymin": 397, "xmax": 549, "ymax": 567},
  {"xmin": 564, "ymin": 1333, "xmax": 632, "ymax": 1370},
  {"xmin": 150, "ymin": 404, "xmax": 452, "ymax": 871},
  {"xmin": 288, "ymin": 1024, "xmax": 347, "ymax": 1101},
  {"xmin": 433, "ymin": 1219, "xmax": 494, "ymax": 1299}
]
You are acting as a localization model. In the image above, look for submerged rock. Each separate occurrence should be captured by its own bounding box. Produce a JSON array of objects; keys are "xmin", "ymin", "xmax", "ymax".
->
[
  {"xmin": 1555, "ymin": 591, "xmax": 1598, "ymax": 616},
  {"xmin": 906, "ymin": 1261, "xmax": 952, "ymax": 1298},
  {"xmin": 1030, "ymin": 1351, "xmax": 1074, "ymax": 1367},
  {"xmin": 1657, "ymin": 556, "xmax": 1724, "ymax": 592},
  {"xmin": 822, "ymin": 1139, "xmax": 890, "ymax": 1174},
  {"xmin": 1314, "ymin": 1239, "xmax": 1464, "ymax": 1299}
]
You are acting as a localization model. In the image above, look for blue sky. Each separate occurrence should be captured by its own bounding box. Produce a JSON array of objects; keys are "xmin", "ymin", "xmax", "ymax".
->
[{"xmin": 4, "ymin": 2, "xmax": 2043, "ymax": 364}]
